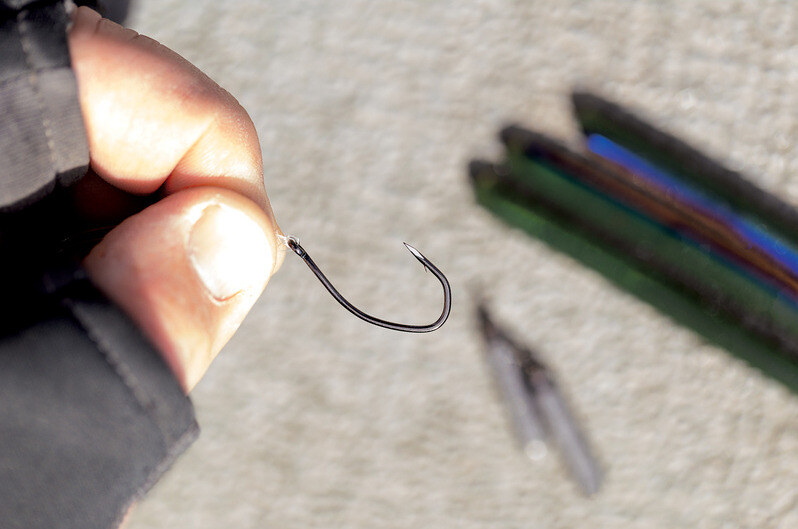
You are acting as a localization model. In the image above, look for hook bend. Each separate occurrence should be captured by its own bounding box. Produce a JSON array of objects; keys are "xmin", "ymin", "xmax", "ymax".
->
[{"xmin": 286, "ymin": 236, "xmax": 451, "ymax": 333}]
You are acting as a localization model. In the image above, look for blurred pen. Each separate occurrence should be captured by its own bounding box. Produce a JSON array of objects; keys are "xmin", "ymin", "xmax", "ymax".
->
[
  {"xmin": 478, "ymin": 306, "xmax": 548, "ymax": 461},
  {"xmin": 525, "ymin": 358, "xmax": 603, "ymax": 496},
  {"xmin": 478, "ymin": 305, "xmax": 603, "ymax": 496}
]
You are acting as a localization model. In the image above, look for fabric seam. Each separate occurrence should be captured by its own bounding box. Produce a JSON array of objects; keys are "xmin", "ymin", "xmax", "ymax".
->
[
  {"xmin": 16, "ymin": 7, "xmax": 58, "ymax": 179},
  {"xmin": 63, "ymin": 298, "xmax": 163, "ymax": 425}
]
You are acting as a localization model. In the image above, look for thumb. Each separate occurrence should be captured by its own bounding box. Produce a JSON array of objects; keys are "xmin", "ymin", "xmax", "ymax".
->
[{"xmin": 84, "ymin": 186, "xmax": 284, "ymax": 392}]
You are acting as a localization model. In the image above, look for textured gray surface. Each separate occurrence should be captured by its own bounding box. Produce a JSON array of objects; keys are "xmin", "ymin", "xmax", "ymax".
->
[{"xmin": 125, "ymin": 1, "xmax": 798, "ymax": 527}]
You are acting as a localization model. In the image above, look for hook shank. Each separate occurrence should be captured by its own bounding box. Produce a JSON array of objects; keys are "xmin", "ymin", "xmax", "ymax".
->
[{"xmin": 286, "ymin": 237, "xmax": 451, "ymax": 333}]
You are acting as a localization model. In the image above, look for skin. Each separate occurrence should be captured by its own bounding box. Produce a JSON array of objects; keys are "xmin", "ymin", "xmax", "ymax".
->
[{"xmin": 68, "ymin": 6, "xmax": 285, "ymax": 392}]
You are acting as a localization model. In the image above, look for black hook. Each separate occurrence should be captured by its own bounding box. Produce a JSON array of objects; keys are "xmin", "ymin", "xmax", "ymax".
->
[{"xmin": 285, "ymin": 236, "xmax": 451, "ymax": 333}]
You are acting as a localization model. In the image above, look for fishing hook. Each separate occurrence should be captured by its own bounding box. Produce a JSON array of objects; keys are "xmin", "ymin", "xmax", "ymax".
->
[{"xmin": 285, "ymin": 236, "xmax": 451, "ymax": 333}]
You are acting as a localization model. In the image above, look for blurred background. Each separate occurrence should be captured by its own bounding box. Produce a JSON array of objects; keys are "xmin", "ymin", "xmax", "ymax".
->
[{"xmin": 122, "ymin": 1, "xmax": 798, "ymax": 527}]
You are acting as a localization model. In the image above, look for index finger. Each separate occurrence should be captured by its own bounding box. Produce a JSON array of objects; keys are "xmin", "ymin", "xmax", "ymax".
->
[{"xmin": 67, "ymin": 7, "xmax": 273, "ymax": 216}]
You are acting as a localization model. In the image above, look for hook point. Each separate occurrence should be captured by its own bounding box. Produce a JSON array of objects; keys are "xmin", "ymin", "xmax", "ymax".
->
[{"xmin": 403, "ymin": 242, "xmax": 425, "ymax": 262}]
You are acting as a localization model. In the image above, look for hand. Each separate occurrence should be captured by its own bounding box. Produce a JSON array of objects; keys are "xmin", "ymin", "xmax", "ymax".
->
[{"xmin": 68, "ymin": 7, "xmax": 284, "ymax": 392}]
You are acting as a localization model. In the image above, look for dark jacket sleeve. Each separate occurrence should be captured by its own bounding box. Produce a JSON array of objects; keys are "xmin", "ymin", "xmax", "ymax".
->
[
  {"xmin": 0, "ymin": 2, "xmax": 199, "ymax": 528},
  {"xmin": 0, "ymin": 276, "xmax": 199, "ymax": 529}
]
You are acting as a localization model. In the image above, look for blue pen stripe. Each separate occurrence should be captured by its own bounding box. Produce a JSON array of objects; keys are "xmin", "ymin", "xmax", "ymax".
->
[{"xmin": 587, "ymin": 134, "xmax": 798, "ymax": 280}]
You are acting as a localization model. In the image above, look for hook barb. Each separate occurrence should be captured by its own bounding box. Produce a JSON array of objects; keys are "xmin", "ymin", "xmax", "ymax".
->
[{"xmin": 286, "ymin": 236, "xmax": 451, "ymax": 333}]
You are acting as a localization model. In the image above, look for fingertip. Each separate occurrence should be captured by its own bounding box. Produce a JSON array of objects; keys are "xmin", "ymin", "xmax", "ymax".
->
[
  {"xmin": 68, "ymin": 6, "xmax": 270, "ymax": 207},
  {"xmin": 188, "ymin": 203, "xmax": 275, "ymax": 301},
  {"xmin": 84, "ymin": 187, "xmax": 282, "ymax": 392},
  {"xmin": 71, "ymin": 5, "xmax": 136, "ymax": 43},
  {"xmin": 70, "ymin": 6, "xmax": 101, "ymax": 36}
]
